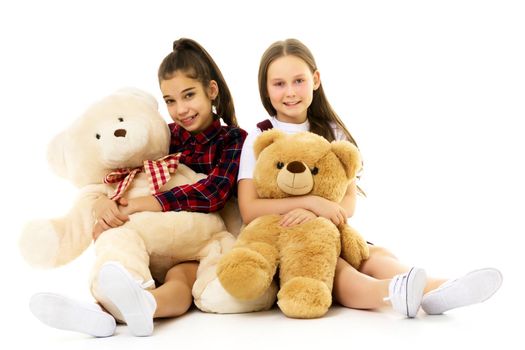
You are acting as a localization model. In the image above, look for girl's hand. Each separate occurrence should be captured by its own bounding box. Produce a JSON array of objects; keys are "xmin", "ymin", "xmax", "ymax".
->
[
  {"xmin": 117, "ymin": 197, "xmax": 132, "ymax": 216},
  {"xmin": 91, "ymin": 196, "xmax": 161, "ymax": 241},
  {"xmin": 280, "ymin": 208, "xmax": 317, "ymax": 227},
  {"xmin": 93, "ymin": 196, "xmax": 129, "ymax": 229},
  {"xmin": 308, "ymin": 196, "xmax": 347, "ymax": 226},
  {"xmin": 117, "ymin": 196, "xmax": 163, "ymax": 216},
  {"xmin": 92, "ymin": 221, "xmax": 106, "ymax": 241}
]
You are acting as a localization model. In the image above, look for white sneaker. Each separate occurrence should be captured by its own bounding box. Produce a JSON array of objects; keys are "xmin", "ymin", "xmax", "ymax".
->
[
  {"xmin": 29, "ymin": 292, "xmax": 116, "ymax": 337},
  {"xmin": 98, "ymin": 262, "xmax": 157, "ymax": 337},
  {"xmin": 421, "ymin": 268, "xmax": 503, "ymax": 315},
  {"xmin": 385, "ymin": 267, "xmax": 427, "ymax": 318}
]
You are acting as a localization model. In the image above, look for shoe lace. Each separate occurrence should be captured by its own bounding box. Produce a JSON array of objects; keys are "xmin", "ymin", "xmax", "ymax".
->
[
  {"xmin": 383, "ymin": 271, "xmax": 412, "ymax": 316},
  {"xmin": 383, "ymin": 273, "xmax": 405, "ymax": 302}
]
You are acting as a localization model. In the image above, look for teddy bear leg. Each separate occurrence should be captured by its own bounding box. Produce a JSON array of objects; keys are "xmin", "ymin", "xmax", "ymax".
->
[
  {"xmin": 196, "ymin": 271, "xmax": 278, "ymax": 314},
  {"xmin": 193, "ymin": 231, "xmax": 236, "ymax": 297},
  {"xmin": 217, "ymin": 216, "xmax": 281, "ymax": 300},
  {"xmin": 340, "ymin": 224, "xmax": 370, "ymax": 269},
  {"xmin": 194, "ymin": 231, "xmax": 278, "ymax": 313},
  {"xmin": 89, "ymin": 227, "xmax": 153, "ymax": 322},
  {"xmin": 277, "ymin": 219, "xmax": 340, "ymax": 318}
]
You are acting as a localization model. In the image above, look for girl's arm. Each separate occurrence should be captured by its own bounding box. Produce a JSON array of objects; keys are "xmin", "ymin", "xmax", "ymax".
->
[
  {"xmin": 92, "ymin": 195, "xmax": 129, "ymax": 230},
  {"xmin": 238, "ymin": 179, "xmax": 314, "ymax": 224},
  {"xmin": 238, "ymin": 178, "xmax": 357, "ymax": 226},
  {"xmin": 124, "ymin": 128, "xmax": 246, "ymax": 215},
  {"xmin": 339, "ymin": 180, "xmax": 357, "ymax": 218},
  {"xmin": 305, "ymin": 180, "xmax": 357, "ymax": 225}
]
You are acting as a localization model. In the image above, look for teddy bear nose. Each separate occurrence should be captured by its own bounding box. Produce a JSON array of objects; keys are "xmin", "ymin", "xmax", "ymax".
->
[
  {"xmin": 286, "ymin": 161, "xmax": 306, "ymax": 174},
  {"xmin": 114, "ymin": 129, "xmax": 127, "ymax": 137}
]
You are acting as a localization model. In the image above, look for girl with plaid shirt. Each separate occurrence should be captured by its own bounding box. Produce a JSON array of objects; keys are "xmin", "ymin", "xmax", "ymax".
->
[{"xmin": 31, "ymin": 38, "xmax": 247, "ymax": 337}]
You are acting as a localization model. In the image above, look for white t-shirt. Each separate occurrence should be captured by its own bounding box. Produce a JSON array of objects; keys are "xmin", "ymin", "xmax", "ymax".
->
[{"xmin": 238, "ymin": 117, "xmax": 347, "ymax": 181}]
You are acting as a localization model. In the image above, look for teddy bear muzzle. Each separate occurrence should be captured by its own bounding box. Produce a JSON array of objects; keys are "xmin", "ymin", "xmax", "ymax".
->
[{"xmin": 276, "ymin": 161, "xmax": 313, "ymax": 196}]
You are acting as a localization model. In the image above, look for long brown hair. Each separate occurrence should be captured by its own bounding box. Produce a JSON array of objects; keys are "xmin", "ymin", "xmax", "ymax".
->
[
  {"xmin": 158, "ymin": 38, "xmax": 238, "ymax": 127},
  {"xmin": 258, "ymin": 39, "xmax": 365, "ymax": 194},
  {"xmin": 258, "ymin": 38, "xmax": 357, "ymax": 145}
]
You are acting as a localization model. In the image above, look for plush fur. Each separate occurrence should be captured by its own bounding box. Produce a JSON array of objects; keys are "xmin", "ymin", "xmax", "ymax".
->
[
  {"xmin": 217, "ymin": 129, "xmax": 370, "ymax": 318},
  {"xmin": 19, "ymin": 88, "xmax": 275, "ymax": 319}
]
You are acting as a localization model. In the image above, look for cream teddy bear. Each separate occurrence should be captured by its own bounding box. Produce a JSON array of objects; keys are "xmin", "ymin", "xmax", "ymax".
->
[
  {"xmin": 217, "ymin": 130, "xmax": 369, "ymax": 318},
  {"xmin": 19, "ymin": 88, "xmax": 275, "ymax": 323}
]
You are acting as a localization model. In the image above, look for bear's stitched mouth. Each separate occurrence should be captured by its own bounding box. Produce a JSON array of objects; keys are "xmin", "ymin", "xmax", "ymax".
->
[{"xmin": 280, "ymin": 183, "xmax": 310, "ymax": 191}]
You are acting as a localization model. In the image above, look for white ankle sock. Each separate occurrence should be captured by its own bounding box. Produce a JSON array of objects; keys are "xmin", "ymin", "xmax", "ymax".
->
[
  {"xmin": 98, "ymin": 262, "xmax": 157, "ymax": 336},
  {"xmin": 421, "ymin": 268, "xmax": 503, "ymax": 315},
  {"xmin": 29, "ymin": 292, "xmax": 116, "ymax": 337}
]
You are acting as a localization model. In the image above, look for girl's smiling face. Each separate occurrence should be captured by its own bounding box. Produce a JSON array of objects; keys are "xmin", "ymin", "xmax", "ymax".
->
[
  {"xmin": 160, "ymin": 71, "xmax": 218, "ymax": 133},
  {"xmin": 266, "ymin": 55, "xmax": 320, "ymax": 124}
]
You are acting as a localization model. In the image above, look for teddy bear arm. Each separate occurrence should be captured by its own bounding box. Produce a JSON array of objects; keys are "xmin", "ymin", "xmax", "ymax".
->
[
  {"xmin": 19, "ymin": 192, "xmax": 99, "ymax": 268},
  {"xmin": 339, "ymin": 223, "xmax": 370, "ymax": 269},
  {"xmin": 53, "ymin": 192, "xmax": 101, "ymax": 265}
]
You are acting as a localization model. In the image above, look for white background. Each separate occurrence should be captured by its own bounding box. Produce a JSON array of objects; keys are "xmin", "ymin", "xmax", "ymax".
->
[{"xmin": 1, "ymin": 1, "xmax": 523, "ymax": 349}]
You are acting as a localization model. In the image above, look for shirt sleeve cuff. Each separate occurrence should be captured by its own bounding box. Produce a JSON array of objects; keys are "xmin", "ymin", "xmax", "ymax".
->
[{"xmin": 154, "ymin": 192, "xmax": 181, "ymax": 212}]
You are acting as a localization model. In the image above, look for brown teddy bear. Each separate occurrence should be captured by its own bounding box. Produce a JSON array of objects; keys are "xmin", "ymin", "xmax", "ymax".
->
[{"xmin": 217, "ymin": 129, "xmax": 370, "ymax": 318}]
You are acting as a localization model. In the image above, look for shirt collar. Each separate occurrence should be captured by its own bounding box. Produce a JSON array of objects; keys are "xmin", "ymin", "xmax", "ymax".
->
[
  {"xmin": 271, "ymin": 116, "xmax": 310, "ymax": 133},
  {"xmin": 176, "ymin": 118, "xmax": 222, "ymax": 145}
]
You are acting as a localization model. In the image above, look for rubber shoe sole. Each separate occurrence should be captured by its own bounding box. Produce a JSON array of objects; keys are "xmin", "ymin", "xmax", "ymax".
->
[{"xmin": 30, "ymin": 292, "xmax": 116, "ymax": 337}]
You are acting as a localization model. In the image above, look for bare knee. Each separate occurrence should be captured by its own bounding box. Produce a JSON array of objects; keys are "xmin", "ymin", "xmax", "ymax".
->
[
  {"xmin": 334, "ymin": 258, "xmax": 384, "ymax": 309},
  {"xmin": 165, "ymin": 261, "xmax": 199, "ymax": 286},
  {"xmin": 152, "ymin": 261, "xmax": 199, "ymax": 318},
  {"xmin": 359, "ymin": 245, "xmax": 397, "ymax": 278},
  {"xmin": 359, "ymin": 245, "xmax": 410, "ymax": 279},
  {"xmin": 367, "ymin": 245, "xmax": 398, "ymax": 260}
]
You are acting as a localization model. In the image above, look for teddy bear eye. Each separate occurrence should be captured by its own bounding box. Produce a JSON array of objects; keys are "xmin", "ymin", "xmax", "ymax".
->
[
  {"xmin": 276, "ymin": 162, "xmax": 284, "ymax": 169},
  {"xmin": 95, "ymin": 133, "xmax": 101, "ymax": 140},
  {"xmin": 311, "ymin": 167, "xmax": 319, "ymax": 175},
  {"xmin": 118, "ymin": 117, "xmax": 124, "ymax": 122}
]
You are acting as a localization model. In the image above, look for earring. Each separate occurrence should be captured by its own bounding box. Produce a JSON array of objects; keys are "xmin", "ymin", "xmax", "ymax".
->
[{"xmin": 211, "ymin": 104, "xmax": 217, "ymax": 115}]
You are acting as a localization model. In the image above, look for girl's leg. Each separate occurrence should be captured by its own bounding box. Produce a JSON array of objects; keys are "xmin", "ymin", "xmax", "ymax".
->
[
  {"xmin": 333, "ymin": 257, "xmax": 390, "ymax": 309},
  {"xmin": 334, "ymin": 256, "xmax": 427, "ymax": 317},
  {"xmin": 359, "ymin": 245, "xmax": 447, "ymax": 293},
  {"xmin": 151, "ymin": 261, "xmax": 198, "ymax": 318},
  {"xmin": 96, "ymin": 260, "xmax": 198, "ymax": 336},
  {"xmin": 28, "ymin": 262, "xmax": 199, "ymax": 338},
  {"xmin": 357, "ymin": 245, "xmax": 503, "ymax": 315}
]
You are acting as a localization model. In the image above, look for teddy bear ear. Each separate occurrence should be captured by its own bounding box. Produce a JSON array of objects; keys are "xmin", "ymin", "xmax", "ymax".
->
[
  {"xmin": 331, "ymin": 141, "xmax": 362, "ymax": 179},
  {"xmin": 253, "ymin": 129, "xmax": 286, "ymax": 159},
  {"xmin": 47, "ymin": 131, "xmax": 68, "ymax": 178},
  {"xmin": 114, "ymin": 87, "xmax": 159, "ymax": 110}
]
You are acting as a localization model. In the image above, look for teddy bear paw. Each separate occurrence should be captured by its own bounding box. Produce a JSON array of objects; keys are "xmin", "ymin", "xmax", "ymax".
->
[
  {"xmin": 217, "ymin": 248, "xmax": 274, "ymax": 300},
  {"xmin": 343, "ymin": 236, "xmax": 370, "ymax": 269},
  {"xmin": 19, "ymin": 220, "xmax": 61, "ymax": 268},
  {"xmin": 277, "ymin": 277, "xmax": 332, "ymax": 319}
]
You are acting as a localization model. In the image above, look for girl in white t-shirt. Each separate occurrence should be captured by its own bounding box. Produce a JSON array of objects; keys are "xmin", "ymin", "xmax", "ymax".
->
[{"xmin": 237, "ymin": 38, "xmax": 502, "ymax": 318}]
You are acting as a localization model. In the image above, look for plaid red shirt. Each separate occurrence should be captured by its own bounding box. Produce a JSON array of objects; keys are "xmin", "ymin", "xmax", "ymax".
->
[{"xmin": 154, "ymin": 118, "xmax": 247, "ymax": 213}]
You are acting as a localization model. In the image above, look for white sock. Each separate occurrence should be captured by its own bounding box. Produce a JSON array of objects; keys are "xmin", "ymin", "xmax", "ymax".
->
[
  {"xmin": 421, "ymin": 268, "xmax": 503, "ymax": 315},
  {"xmin": 29, "ymin": 292, "xmax": 116, "ymax": 337},
  {"xmin": 98, "ymin": 262, "xmax": 157, "ymax": 337}
]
